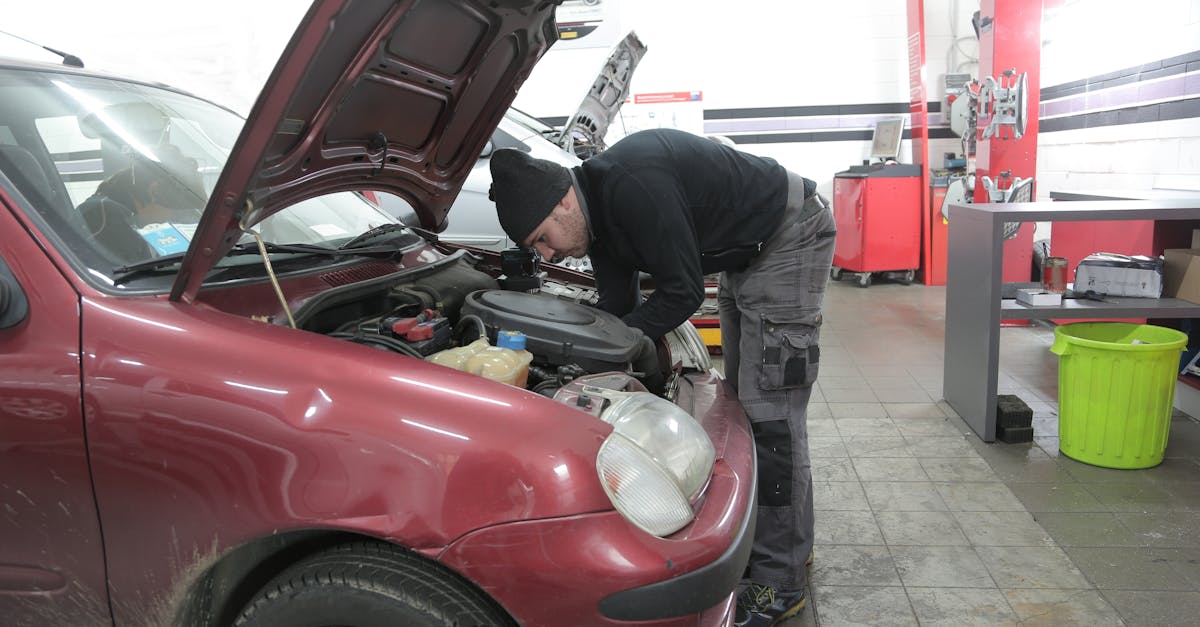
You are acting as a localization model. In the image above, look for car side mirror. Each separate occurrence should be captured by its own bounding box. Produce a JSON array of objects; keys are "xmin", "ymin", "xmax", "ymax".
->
[
  {"xmin": 0, "ymin": 257, "xmax": 29, "ymax": 329},
  {"xmin": 479, "ymin": 139, "xmax": 494, "ymax": 159}
]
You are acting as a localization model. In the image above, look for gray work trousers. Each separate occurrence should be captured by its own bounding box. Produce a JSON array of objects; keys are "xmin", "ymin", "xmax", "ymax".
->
[{"xmin": 718, "ymin": 172, "xmax": 836, "ymax": 591}]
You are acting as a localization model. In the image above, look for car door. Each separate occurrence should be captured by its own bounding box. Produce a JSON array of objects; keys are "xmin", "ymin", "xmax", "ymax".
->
[{"xmin": 0, "ymin": 167, "xmax": 111, "ymax": 625}]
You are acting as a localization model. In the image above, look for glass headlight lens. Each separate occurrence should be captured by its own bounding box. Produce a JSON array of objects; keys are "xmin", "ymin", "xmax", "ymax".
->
[
  {"xmin": 596, "ymin": 434, "xmax": 694, "ymax": 536},
  {"xmin": 668, "ymin": 320, "xmax": 713, "ymax": 372},
  {"xmin": 594, "ymin": 391, "xmax": 716, "ymax": 537}
]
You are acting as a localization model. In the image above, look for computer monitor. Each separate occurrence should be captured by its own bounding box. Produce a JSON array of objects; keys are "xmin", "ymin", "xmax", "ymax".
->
[{"xmin": 869, "ymin": 117, "xmax": 905, "ymax": 162}]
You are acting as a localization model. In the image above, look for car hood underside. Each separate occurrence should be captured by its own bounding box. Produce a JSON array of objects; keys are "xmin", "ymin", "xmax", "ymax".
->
[{"xmin": 173, "ymin": 0, "xmax": 560, "ymax": 301}]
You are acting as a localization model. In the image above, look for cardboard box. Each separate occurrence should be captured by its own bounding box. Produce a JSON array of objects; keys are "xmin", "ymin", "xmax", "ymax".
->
[
  {"xmin": 1164, "ymin": 248, "xmax": 1200, "ymax": 303},
  {"xmin": 1073, "ymin": 253, "xmax": 1163, "ymax": 298}
]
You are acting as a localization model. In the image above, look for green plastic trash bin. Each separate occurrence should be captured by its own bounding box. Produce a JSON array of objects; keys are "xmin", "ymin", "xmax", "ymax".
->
[{"xmin": 1050, "ymin": 322, "xmax": 1188, "ymax": 469}]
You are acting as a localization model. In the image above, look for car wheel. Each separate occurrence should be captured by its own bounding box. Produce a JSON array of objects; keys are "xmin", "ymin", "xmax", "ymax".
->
[
  {"xmin": 830, "ymin": 267, "xmax": 843, "ymax": 281},
  {"xmin": 856, "ymin": 273, "xmax": 872, "ymax": 288},
  {"xmin": 234, "ymin": 541, "xmax": 512, "ymax": 627}
]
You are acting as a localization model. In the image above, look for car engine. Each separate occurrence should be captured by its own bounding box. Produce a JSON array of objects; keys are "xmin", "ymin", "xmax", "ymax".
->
[{"xmin": 291, "ymin": 252, "xmax": 667, "ymax": 397}]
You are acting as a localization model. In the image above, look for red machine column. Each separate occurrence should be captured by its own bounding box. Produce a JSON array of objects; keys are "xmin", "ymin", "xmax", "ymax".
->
[
  {"xmin": 974, "ymin": 0, "xmax": 1043, "ymax": 283},
  {"xmin": 906, "ymin": 0, "xmax": 932, "ymax": 284}
]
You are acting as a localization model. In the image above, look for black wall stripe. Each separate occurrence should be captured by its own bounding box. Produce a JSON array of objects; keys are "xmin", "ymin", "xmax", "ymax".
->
[
  {"xmin": 1041, "ymin": 96, "xmax": 1200, "ymax": 133},
  {"xmin": 1040, "ymin": 49, "xmax": 1200, "ymax": 101},
  {"xmin": 530, "ymin": 50, "xmax": 1200, "ymax": 143},
  {"xmin": 731, "ymin": 128, "xmax": 958, "ymax": 145},
  {"xmin": 703, "ymin": 102, "xmax": 913, "ymax": 119},
  {"xmin": 60, "ymin": 172, "xmax": 104, "ymax": 183},
  {"xmin": 544, "ymin": 102, "xmax": 924, "ymax": 127},
  {"xmin": 539, "ymin": 109, "xmax": 957, "ymax": 145},
  {"xmin": 50, "ymin": 149, "xmax": 102, "ymax": 161}
]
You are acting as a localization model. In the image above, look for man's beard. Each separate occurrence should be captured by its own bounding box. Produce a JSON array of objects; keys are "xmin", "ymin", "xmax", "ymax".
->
[{"xmin": 552, "ymin": 211, "xmax": 587, "ymax": 260}]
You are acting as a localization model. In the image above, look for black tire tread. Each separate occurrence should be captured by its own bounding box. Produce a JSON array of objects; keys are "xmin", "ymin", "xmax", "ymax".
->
[{"xmin": 234, "ymin": 541, "xmax": 511, "ymax": 627}]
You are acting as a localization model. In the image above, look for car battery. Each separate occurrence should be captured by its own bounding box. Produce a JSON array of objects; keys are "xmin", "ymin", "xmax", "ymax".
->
[
  {"xmin": 381, "ymin": 310, "xmax": 453, "ymax": 355},
  {"xmin": 1073, "ymin": 253, "xmax": 1163, "ymax": 298}
]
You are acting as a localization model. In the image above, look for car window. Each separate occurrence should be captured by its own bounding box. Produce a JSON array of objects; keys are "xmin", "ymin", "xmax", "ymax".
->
[
  {"xmin": 35, "ymin": 114, "xmax": 105, "ymax": 207},
  {"xmin": 0, "ymin": 66, "xmax": 407, "ymax": 291},
  {"xmin": 506, "ymin": 107, "xmax": 557, "ymax": 137}
]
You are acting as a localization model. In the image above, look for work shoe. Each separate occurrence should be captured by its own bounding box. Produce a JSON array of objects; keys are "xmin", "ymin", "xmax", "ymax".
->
[{"xmin": 734, "ymin": 582, "xmax": 808, "ymax": 627}]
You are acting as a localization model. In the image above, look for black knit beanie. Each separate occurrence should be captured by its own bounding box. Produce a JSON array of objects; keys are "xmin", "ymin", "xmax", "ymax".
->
[{"xmin": 488, "ymin": 148, "xmax": 571, "ymax": 246}]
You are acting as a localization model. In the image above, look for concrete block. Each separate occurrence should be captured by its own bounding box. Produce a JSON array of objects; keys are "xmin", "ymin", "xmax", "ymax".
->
[
  {"xmin": 997, "ymin": 424, "xmax": 1035, "ymax": 444},
  {"xmin": 997, "ymin": 394, "xmax": 1034, "ymax": 428}
]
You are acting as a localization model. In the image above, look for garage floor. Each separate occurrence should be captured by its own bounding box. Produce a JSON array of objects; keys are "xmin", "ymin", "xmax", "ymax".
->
[{"xmin": 718, "ymin": 278, "xmax": 1200, "ymax": 626}]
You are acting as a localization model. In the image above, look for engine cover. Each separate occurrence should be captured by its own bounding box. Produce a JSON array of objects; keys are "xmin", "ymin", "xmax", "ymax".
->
[{"xmin": 461, "ymin": 290, "xmax": 643, "ymax": 372}]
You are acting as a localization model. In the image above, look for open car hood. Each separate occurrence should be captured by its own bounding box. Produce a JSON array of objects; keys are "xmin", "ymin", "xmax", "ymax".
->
[
  {"xmin": 556, "ymin": 31, "xmax": 646, "ymax": 159},
  {"xmin": 171, "ymin": 0, "xmax": 559, "ymax": 301}
]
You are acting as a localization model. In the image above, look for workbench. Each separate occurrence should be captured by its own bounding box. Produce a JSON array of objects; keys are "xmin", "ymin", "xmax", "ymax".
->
[
  {"xmin": 942, "ymin": 199, "xmax": 1200, "ymax": 442},
  {"xmin": 1047, "ymin": 189, "xmax": 1200, "ymax": 292}
]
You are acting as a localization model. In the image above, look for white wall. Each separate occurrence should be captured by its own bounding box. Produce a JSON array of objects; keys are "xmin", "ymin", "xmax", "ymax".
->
[
  {"xmin": 515, "ymin": 0, "xmax": 920, "ymax": 195},
  {"xmin": 1037, "ymin": 0, "xmax": 1200, "ymax": 197},
  {"xmin": 7, "ymin": 0, "xmax": 1193, "ymax": 202},
  {"xmin": 920, "ymin": 0, "xmax": 981, "ymax": 169},
  {"xmin": 1, "ymin": 1, "xmax": 309, "ymax": 115},
  {"xmin": 515, "ymin": 1, "xmax": 913, "ymax": 114},
  {"xmin": 3, "ymin": 0, "xmax": 929, "ymax": 198}
]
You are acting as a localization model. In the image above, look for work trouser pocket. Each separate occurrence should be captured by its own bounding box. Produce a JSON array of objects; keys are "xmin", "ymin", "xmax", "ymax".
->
[{"xmin": 757, "ymin": 308, "xmax": 821, "ymax": 390}]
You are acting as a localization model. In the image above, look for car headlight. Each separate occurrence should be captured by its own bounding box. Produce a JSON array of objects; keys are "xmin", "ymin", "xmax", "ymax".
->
[
  {"xmin": 592, "ymin": 390, "xmax": 715, "ymax": 537},
  {"xmin": 666, "ymin": 320, "xmax": 713, "ymax": 372}
]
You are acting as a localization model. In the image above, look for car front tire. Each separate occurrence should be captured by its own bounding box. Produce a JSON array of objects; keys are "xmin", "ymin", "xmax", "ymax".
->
[{"xmin": 234, "ymin": 541, "xmax": 512, "ymax": 627}]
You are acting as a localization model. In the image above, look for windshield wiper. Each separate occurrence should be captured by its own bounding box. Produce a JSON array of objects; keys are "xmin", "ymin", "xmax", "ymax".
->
[
  {"xmin": 111, "ymin": 241, "xmax": 400, "ymax": 285},
  {"xmin": 338, "ymin": 223, "xmax": 413, "ymax": 249}
]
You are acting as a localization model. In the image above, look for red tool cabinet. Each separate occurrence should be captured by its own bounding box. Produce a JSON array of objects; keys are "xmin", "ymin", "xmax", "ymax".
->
[{"xmin": 831, "ymin": 164, "xmax": 922, "ymax": 287}]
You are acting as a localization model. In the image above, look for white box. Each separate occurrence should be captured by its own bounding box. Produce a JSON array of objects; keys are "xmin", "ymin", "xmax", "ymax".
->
[
  {"xmin": 1073, "ymin": 253, "xmax": 1163, "ymax": 298},
  {"xmin": 1015, "ymin": 289, "xmax": 1063, "ymax": 306}
]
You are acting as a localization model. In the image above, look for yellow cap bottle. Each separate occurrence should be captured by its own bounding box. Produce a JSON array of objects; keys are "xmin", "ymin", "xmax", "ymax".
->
[
  {"xmin": 426, "ymin": 337, "xmax": 490, "ymax": 370},
  {"xmin": 464, "ymin": 330, "xmax": 533, "ymax": 387}
]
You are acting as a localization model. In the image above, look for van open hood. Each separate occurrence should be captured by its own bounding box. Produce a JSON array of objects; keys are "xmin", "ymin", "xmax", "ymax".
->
[{"xmin": 171, "ymin": 0, "xmax": 559, "ymax": 301}]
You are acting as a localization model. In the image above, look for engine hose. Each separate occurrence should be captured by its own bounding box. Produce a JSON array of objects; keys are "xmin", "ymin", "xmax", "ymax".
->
[
  {"xmin": 329, "ymin": 331, "xmax": 424, "ymax": 359},
  {"xmin": 633, "ymin": 335, "xmax": 665, "ymax": 395},
  {"xmin": 531, "ymin": 380, "xmax": 560, "ymax": 397},
  {"xmin": 454, "ymin": 314, "xmax": 489, "ymax": 344},
  {"xmin": 528, "ymin": 365, "xmax": 557, "ymax": 387}
]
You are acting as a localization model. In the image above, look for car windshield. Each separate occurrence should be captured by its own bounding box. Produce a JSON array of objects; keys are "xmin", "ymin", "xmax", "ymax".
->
[
  {"xmin": 505, "ymin": 107, "xmax": 558, "ymax": 138},
  {"xmin": 0, "ymin": 65, "xmax": 405, "ymax": 290}
]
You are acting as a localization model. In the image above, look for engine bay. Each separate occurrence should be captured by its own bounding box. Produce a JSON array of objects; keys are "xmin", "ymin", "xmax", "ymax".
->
[{"xmin": 289, "ymin": 251, "xmax": 674, "ymax": 398}]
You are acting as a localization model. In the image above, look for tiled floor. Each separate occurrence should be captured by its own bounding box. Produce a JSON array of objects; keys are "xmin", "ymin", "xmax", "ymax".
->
[{"xmin": 722, "ymin": 278, "xmax": 1200, "ymax": 626}]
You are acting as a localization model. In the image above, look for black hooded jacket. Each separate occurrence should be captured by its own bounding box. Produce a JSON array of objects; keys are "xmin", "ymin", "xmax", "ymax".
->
[{"xmin": 574, "ymin": 129, "xmax": 803, "ymax": 339}]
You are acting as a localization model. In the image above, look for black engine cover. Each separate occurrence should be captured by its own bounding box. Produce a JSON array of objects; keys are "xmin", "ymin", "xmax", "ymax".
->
[{"xmin": 461, "ymin": 290, "xmax": 643, "ymax": 371}]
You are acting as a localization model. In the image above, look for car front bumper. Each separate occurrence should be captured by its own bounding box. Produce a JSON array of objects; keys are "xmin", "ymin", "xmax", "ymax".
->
[
  {"xmin": 597, "ymin": 488, "xmax": 755, "ymax": 621},
  {"xmin": 437, "ymin": 372, "xmax": 755, "ymax": 626}
]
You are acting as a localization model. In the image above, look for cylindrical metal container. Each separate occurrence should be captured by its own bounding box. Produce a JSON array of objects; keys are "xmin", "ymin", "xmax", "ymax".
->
[{"xmin": 1043, "ymin": 257, "xmax": 1068, "ymax": 294}]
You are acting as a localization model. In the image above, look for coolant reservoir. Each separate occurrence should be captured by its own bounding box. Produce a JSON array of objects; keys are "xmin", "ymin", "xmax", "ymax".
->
[
  {"xmin": 464, "ymin": 331, "xmax": 533, "ymax": 387},
  {"xmin": 426, "ymin": 337, "xmax": 491, "ymax": 370}
]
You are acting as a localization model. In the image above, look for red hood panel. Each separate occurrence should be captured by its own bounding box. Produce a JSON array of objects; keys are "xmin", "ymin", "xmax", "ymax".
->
[{"xmin": 172, "ymin": 0, "xmax": 558, "ymax": 301}]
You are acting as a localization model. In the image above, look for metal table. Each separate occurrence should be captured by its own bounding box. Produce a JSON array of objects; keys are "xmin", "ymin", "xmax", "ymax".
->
[{"xmin": 942, "ymin": 199, "xmax": 1200, "ymax": 441}]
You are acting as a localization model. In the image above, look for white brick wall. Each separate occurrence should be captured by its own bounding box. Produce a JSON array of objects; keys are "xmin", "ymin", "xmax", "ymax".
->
[
  {"xmin": 4, "ymin": 0, "xmax": 1193, "ymax": 199},
  {"xmin": 1039, "ymin": 0, "xmax": 1200, "ymax": 197}
]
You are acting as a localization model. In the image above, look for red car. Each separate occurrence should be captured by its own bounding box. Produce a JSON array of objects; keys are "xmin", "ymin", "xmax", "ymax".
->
[{"xmin": 0, "ymin": 1, "xmax": 754, "ymax": 626}]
